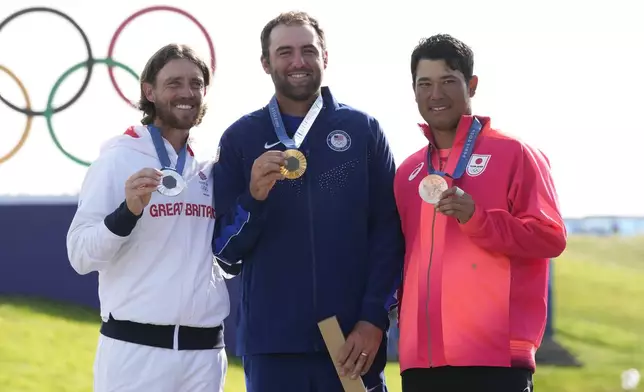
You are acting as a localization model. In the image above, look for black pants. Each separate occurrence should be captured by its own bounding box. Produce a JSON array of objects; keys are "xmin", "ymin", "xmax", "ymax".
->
[{"xmin": 402, "ymin": 366, "xmax": 534, "ymax": 392}]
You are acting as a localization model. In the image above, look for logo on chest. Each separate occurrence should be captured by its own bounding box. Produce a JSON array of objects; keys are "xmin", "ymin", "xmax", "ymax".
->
[
  {"xmin": 408, "ymin": 162, "xmax": 424, "ymax": 181},
  {"xmin": 198, "ymin": 170, "xmax": 210, "ymax": 197},
  {"xmin": 466, "ymin": 154, "xmax": 491, "ymax": 177},
  {"xmin": 327, "ymin": 130, "xmax": 351, "ymax": 152}
]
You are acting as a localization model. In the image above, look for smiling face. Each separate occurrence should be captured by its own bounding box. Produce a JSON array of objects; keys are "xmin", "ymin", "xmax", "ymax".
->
[
  {"xmin": 262, "ymin": 23, "xmax": 327, "ymax": 102},
  {"xmin": 414, "ymin": 58, "xmax": 478, "ymax": 132},
  {"xmin": 142, "ymin": 58, "xmax": 206, "ymax": 130}
]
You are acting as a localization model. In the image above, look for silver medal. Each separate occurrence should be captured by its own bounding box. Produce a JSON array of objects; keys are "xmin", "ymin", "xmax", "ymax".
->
[{"xmin": 157, "ymin": 168, "xmax": 186, "ymax": 197}]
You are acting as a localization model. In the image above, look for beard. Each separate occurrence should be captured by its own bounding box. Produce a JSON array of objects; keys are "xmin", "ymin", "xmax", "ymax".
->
[
  {"xmin": 271, "ymin": 69, "xmax": 321, "ymax": 102},
  {"xmin": 155, "ymin": 99, "xmax": 207, "ymax": 130}
]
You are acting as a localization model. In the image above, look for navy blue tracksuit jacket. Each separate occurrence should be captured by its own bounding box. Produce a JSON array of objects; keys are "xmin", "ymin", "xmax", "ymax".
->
[{"xmin": 212, "ymin": 87, "xmax": 404, "ymax": 363}]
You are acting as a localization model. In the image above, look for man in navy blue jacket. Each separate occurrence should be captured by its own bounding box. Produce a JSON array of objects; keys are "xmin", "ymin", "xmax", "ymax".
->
[{"xmin": 212, "ymin": 10, "xmax": 404, "ymax": 392}]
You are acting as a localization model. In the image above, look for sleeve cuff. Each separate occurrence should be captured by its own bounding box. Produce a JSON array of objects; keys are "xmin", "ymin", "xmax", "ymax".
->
[
  {"xmin": 238, "ymin": 190, "xmax": 266, "ymax": 215},
  {"xmin": 215, "ymin": 257, "xmax": 242, "ymax": 276},
  {"xmin": 360, "ymin": 301, "xmax": 390, "ymax": 332},
  {"xmin": 103, "ymin": 201, "xmax": 142, "ymax": 237},
  {"xmin": 459, "ymin": 203, "xmax": 487, "ymax": 235}
]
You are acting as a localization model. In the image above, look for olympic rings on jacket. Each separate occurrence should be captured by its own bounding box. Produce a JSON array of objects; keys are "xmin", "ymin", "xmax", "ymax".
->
[{"xmin": 0, "ymin": 6, "xmax": 215, "ymax": 167}]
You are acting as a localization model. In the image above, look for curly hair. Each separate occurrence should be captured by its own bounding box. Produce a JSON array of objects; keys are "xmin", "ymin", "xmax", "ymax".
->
[{"xmin": 137, "ymin": 44, "xmax": 211, "ymax": 125}]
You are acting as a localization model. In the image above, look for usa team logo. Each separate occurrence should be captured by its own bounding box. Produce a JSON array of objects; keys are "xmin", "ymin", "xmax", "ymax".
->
[{"xmin": 327, "ymin": 130, "xmax": 351, "ymax": 152}]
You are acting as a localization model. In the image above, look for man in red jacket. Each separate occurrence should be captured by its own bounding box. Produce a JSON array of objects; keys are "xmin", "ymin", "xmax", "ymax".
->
[{"xmin": 393, "ymin": 34, "xmax": 567, "ymax": 392}]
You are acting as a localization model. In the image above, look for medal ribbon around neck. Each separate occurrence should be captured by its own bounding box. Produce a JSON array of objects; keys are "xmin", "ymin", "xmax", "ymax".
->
[
  {"xmin": 268, "ymin": 94, "xmax": 323, "ymax": 179},
  {"xmin": 418, "ymin": 117, "xmax": 482, "ymax": 204},
  {"xmin": 148, "ymin": 125, "xmax": 188, "ymax": 196},
  {"xmin": 426, "ymin": 117, "xmax": 482, "ymax": 179}
]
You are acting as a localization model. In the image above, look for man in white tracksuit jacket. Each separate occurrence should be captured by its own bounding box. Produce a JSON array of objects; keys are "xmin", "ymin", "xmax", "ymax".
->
[{"xmin": 66, "ymin": 43, "xmax": 229, "ymax": 392}]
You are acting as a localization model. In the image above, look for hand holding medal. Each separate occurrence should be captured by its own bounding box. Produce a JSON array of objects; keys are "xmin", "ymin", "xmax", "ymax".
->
[
  {"xmin": 418, "ymin": 117, "xmax": 482, "ymax": 215},
  {"xmin": 435, "ymin": 186, "xmax": 474, "ymax": 223},
  {"xmin": 250, "ymin": 150, "xmax": 287, "ymax": 201},
  {"xmin": 281, "ymin": 149, "xmax": 307, "ymax": 180},
  {"xmin": 125, "ymin": 168, "xmax": 163, "ymax": 216},
  {"xmin": 268, "ymin": 93, "xmax": 323, "ymax": 180}
]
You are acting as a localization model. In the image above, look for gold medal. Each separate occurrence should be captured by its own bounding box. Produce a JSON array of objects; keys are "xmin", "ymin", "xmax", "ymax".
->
[
  {"xmin": 418, "ymin": 174, "xmax": 448, "ymax": 204},
  {"xmin": 281, "ymin": 149, "xmax": 307, "ymax": 179}
]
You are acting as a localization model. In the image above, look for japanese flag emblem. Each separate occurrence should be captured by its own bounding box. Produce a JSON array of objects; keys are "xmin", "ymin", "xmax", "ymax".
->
[{"xmin": 466, "ymin": 154, "xmax": 491, "ymax": 177}]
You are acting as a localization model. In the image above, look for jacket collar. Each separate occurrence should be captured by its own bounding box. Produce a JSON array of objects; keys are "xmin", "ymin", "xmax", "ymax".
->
[
  {"xmin": 320, "ymin": 86, "xmax": 340, "ymax": 111},
  {"xmin": 418, "ymin": 114, "xmax": 491, "ymax": 148},
  {"xmin": 264, "ymin": 86, "xmax": 339, "ymax": 117}
]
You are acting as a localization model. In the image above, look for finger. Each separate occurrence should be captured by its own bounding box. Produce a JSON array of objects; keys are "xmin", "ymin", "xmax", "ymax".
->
[
  {"xmin": 336, "ymin": 339, "xmax": 355, "ymax": 368},
  {"xmin": 341, "ymin": 344, "xmax": 362, "ymax": 377},
  {"xmin": 131, "ymin": 177, "xmax": 160, "ymax": 189},
  {"xmin": 134, "ymin": 168, "xmax": 163, "ymax": 180},
  {"xmin": 259, "ymin": 162, "xmax": 283, "ymax": 176},
  {"xmin": 258, "ymin": 179, "xmax": 278, "ymax": 192},
  {"xmin": 436, "ymin": 197, "xmax": 464, "ymax": 209},
  {"xmin": 127, "ymin": 169, "xmax": 162, "ymax": 186},
  {"xmin": 436, "ymin": 194, "xmax": 470, "ymax": 208},
  {"xmin": 258, "ymin": 153, "xmax": 287, "ymax": 166},
  {"xmin": 256, "ymin": 174, "xmax": 282, "ymax": 190},
  {"xmin": 267, "ymin": 172, "xmax": 285, "ymax": 182},
  {"xmin": 134, "ymin": 186, "xmax": 158, "ymax": 196},
  {"xmin": 261, "ymin": 155, "xmax": 288, "ymax": 166},
  {"xmin": 437, "ymin": 202, "xmax": 460, "ymax": 215},
  {"xmin": 435, "ymin": 196, "xmax": 453, "ymax": 208},
  {"xmin": 362, "ymin": 352, "xmax": 376, "ymax": 376},
  {"xmin": 261, "ymin": 150, "xmax": 287, "ymax": 159},
  {"xmin": 439, "ymin": 186, "xmax": 459, "ymax": 199},
  {"xmin": 351, "ymin": 352, "xmax": 368, "ymax": 379}
]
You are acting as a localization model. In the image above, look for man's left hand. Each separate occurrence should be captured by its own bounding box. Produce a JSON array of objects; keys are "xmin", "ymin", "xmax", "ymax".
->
[
  {"xmin": 436, "ymin": 186, "xmax": 475, "ymax": 224},
  {"xmin": 336, "ymin": 321, "xmax": 383, "ymax": 379}
]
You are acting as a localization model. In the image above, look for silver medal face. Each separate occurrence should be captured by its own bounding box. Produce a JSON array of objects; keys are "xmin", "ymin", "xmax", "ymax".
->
[
  {"xmin": 418, "ymin": 174, "xmax": 448, "ymax": 204},
  {"xmin": 157, "ymin": 169, "xmax": 186, "ymax": 197}
]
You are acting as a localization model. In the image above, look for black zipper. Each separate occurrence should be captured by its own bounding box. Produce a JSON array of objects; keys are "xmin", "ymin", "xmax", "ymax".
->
[{"xmin": 305, "ymin": 147, "xmax": 319, "ymax": 350}]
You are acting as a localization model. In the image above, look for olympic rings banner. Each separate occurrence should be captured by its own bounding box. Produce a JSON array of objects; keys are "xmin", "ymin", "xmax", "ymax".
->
[{"xmin": 0, "ymin": 6, "xmax": 215, "ymax": 168}]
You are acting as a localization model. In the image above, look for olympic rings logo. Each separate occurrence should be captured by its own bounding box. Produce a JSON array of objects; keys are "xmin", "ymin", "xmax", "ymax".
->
[{"xmin": 0, "ymin": 6, "xmax": 215, "ymax": 167}]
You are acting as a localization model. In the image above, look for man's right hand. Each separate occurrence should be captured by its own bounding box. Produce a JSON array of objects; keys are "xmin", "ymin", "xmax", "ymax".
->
[
  {"xmin": 250, "ymin": 151, "xmax": 286, "ymax": 201},
  {"xmin": 125, "ymin": 168, "xmax": 163, "ymax": 216}
]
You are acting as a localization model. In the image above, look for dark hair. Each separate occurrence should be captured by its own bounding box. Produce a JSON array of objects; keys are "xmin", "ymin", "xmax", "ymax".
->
[
  {"xmin": 260, "ymin": 11, "xmax": 327, "ymax": 61},
  {"xmin": 410, "ymin": 34, "xmax": 474, "ymax": 85},
  {"xmin": 137, "ymin": 43, "xmax": 211, "ymax": 125}
]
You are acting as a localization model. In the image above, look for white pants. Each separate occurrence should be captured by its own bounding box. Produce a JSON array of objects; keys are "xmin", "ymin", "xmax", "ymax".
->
[{"xmin": 93, "ymin": 335, "xmax": 227, "ymax": 392}]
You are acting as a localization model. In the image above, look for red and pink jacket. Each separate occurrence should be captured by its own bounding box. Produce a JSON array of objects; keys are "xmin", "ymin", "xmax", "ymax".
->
[{"xmin": 393, "ymin": 115, "xmax": 567, "ymax": 373}]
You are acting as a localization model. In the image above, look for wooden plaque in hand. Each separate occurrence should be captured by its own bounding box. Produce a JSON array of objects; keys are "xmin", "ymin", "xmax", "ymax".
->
[{"xmin": 318, "ymin": 316, "xmax": 367, "ymax": 392}]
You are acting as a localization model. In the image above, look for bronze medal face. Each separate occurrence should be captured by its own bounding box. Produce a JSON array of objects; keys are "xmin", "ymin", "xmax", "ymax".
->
[{"xmin": 418, "ymin": 174, "xmax": 448, "ymax": 204}]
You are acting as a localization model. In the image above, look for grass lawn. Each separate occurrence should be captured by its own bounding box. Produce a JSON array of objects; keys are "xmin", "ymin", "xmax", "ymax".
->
[{"xmin": 1, "ymin": 235, "xmax": 643, "ymax": 391}]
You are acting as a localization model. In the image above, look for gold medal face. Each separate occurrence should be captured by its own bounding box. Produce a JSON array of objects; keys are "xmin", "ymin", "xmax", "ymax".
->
[{"xmin": 281, "ymin": 149, "xmax": 307, "ymax": 180}]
